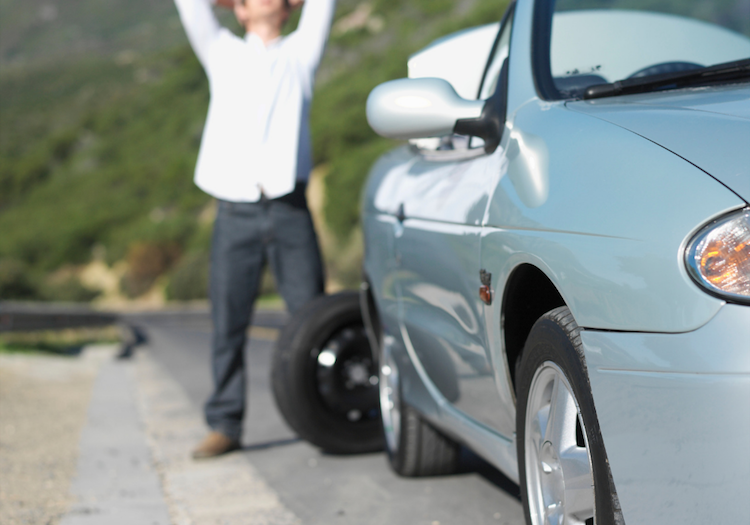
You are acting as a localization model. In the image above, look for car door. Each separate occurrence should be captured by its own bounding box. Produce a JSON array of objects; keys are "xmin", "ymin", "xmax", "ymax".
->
[{"xmin": 396, "ymin": 10, "xmax": 514, "ymax": 431}]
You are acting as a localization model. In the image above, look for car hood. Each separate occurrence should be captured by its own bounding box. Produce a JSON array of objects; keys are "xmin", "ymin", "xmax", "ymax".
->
[{"xmin": 567, "ymin": 84, "xmax": 750, "ymax": 203}]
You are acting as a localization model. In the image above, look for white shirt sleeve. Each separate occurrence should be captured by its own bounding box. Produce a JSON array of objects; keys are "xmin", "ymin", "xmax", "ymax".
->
[
  {"xmin": 292, "ymin": 0, "xmax": 337, "ymax": 72},
  {"xmin": 173, "ymin": 0, "xmax": 222, "ymax": 67}
]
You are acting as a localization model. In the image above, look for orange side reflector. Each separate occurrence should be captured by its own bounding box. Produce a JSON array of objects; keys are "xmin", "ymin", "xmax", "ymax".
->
[{"xmin": 479, "ymin": 285, "xmax": 492, "ymax": 305}]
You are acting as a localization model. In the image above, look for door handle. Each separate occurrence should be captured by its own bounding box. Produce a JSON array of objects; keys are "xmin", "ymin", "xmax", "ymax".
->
[{"xmin": 396, "ymin": 203, "xmax": 406, "ymax": 223}]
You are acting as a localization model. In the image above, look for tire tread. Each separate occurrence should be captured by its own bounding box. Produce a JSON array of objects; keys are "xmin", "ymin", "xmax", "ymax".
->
[
  {"xmin": 392, "ymin": 404, "xmax": 459, "ymax": 477},
  {"xmin": 271, "ymin": 292, "xmax": 384, "ymax": 454},
  {"xmin": 516, "ymin": 306, "xmax": 625, "ymax": 525}
]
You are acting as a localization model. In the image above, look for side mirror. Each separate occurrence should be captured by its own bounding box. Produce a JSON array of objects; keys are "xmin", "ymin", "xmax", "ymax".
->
[
  {"xmin": 367, "ymin": 75, "xmax": 505, "ymax": 154},
  {"xmin": 366, "ymin": 78, "xmax": 483, "ymax": 140}
]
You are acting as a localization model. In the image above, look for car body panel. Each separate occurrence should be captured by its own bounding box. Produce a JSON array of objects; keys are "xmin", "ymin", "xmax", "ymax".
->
[
  {"xmin": 483, "ymin": 98, "xmax": 743, "ymax": 333},
  {"xmin": 383, "ymin": 325, "xmax": 443, "ymax": 425},
  {"xmin": 582, "ymin": 304, "xmax": 750, "ymax": 525},
  {"xmin": 364, "ymin": 95, "xmax": 745, "ymax": 443},
  {"xmin": 506, "ymin": 0, "xmax": 537, "ymax": 117},
  {"xmin": 394, "ymin": 309, "xmax": 521, "ymax": 483},
  {"xmin": 363, "ymin": 145, "xmax": 522, "ymax": 435},
  {"xmin": 362, "ymin": 148, "xmax": 412, "ymax": 341},
  {"xmin": 388, "ymin": 151, "xmax": 504, "ymax": 429},
  {"xmin": 397, "ymin": 222, "xmax": 484, "ymax": 398},
  {"xmin": 568, "ymin": 85, "xmax": 750, "ymax": 203}
]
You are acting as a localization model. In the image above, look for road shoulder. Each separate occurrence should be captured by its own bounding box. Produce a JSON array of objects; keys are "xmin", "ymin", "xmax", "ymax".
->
[
  {"xmin": 60, "ymin": 346, "xmax": 171, "ymax": 525},
  {"xmin": 0, "ymin": 347, "xmax": 109, "ymax": 525},
  {"xmin": 134, "ymin": 348, "xmax": 301, "ymax": 525}
]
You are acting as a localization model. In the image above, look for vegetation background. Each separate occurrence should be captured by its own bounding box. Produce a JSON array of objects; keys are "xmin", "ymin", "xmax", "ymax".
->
[{"xmin": 0, "ymin": 0, "xmax": 511, "ymax": 306}]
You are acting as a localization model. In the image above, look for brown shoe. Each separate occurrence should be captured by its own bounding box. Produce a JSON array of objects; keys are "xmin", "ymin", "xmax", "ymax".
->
[{"xmin": 192, "ymin": 431, "xmax": 241, "ymax": 459}]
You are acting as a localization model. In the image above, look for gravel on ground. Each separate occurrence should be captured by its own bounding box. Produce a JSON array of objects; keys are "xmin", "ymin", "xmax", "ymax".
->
[
  {"xmin": 0, "ymin": 347, "xmax": 113, "ymax": 525},
  {"xmin": 0, "ymin": 339, "xmax": 299, "ymax": 525}
]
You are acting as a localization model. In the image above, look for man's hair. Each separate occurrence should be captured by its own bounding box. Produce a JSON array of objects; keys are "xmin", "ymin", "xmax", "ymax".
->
[{"xmin": 240, "ymin": 0, "xmax": 291, "ymax": 8}]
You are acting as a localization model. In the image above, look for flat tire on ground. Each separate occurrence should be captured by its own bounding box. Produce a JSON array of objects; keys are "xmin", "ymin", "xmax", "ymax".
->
[{"xmin": 271, "ymin": 292, "xmax": 384, "ymax": 454}]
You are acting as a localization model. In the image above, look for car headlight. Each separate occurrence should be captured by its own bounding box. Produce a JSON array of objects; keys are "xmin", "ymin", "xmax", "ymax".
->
[{"xmin": 686, "ymin": 208, "xmax": 750, "ymax": 304}]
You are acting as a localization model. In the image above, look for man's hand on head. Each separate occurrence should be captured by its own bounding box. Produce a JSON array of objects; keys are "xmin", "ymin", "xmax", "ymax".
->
[{"xmin": 214, "ymin": 0, "xmax": 236, "ymax": 9}]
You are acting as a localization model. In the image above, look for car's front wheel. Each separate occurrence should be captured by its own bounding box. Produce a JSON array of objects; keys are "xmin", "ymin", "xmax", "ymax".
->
[{"xmin": 516, "ymin": 306, "xmax": 620, "ymax": 525}]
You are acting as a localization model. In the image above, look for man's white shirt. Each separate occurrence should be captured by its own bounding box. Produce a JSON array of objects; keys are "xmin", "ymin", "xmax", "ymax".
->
[{"xmin": 174, "ymin": 0, "xmax": 336, "ymax": 202}]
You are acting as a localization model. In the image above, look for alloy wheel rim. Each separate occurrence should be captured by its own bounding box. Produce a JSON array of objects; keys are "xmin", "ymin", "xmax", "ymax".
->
[
  {"xmin": 379, "ymin": 339, "xmax": 401, "ymax": 453},
  {"xmin": 525, "ymin": 362, "xmax": 595, "ymax": 525}
]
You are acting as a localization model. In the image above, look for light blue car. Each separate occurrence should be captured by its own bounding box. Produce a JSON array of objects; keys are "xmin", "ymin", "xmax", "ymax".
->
[{"xmin": 362, "ymin": 1, "xmax": 750, "ymax": 523}]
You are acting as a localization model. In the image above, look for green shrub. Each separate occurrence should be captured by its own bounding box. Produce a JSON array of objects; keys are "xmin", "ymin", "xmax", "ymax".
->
[
  {"xmin": 166, "ymin": 252, "xmax": 210, "ymax": 301},
  {"xmin": 323, "ymin": 139, "xmax": 395, "ymax": 240},
  {"xmin": 121, "ymin": 241, "xmax": 181, "ymax": 298},
  {"xmin": 0, "ymin": 258, "xmax": 38, "ymax": 300},
  {"xmin": 39, "ymin": 276, "xmax": 100, "ymax": 303}
]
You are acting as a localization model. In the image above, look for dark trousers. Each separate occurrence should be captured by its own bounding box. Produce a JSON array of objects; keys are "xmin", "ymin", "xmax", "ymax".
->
[{"xmin": 205, "ymin": 186, "xmax": 324, "ymax": 440}]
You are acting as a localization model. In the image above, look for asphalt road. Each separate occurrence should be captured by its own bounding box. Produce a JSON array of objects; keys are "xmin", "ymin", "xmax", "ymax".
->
[{"xmin": 128, "ymin": 310, "xmax": 525, "ymax": 525}]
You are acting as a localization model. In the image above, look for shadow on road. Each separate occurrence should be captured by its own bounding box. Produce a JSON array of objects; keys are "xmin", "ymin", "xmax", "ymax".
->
[
  {"xmin": 242, "ymin": 437, "xmax": 302, "ymax": 452},
  {"xmin": 458, "ymin": 447, "xmax": 521, "ymax": 500}
]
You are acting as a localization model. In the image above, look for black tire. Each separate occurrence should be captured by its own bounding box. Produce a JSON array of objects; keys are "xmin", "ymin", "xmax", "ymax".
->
[
  {"xmin": 271, "ymin": 291, "xmax": 384, "ymax": 454},
  {"xmin": 380, "ymin": 340, "xmax": 459, "ymax": 476},
  {"xmin": 389, "ymin": 403, "xmax": 460, "ymax": 477},
  {"xmin": 516, "ymin": 306, "xmax": 623, "ymax": 525}
]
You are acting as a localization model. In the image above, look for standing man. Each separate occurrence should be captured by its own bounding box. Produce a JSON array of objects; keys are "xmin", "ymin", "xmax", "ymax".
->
[{"xmin": 173, "ymin": 0, "xmax": 336, "ymax": 458}]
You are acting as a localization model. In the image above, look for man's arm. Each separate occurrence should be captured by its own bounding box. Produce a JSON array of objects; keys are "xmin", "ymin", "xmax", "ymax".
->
[
  {"xmin": 293, "ymin": 0, "xmax": 337, "ymax": 71},
  {"xmin": 173, "ymin": 0, "xmax": 223, "ymax": 67}
]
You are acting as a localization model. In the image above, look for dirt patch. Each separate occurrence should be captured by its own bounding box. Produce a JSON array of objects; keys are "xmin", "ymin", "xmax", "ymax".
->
[{"xmin": 0, "ymin": 348, "xmax": 111, "ymax": 525}]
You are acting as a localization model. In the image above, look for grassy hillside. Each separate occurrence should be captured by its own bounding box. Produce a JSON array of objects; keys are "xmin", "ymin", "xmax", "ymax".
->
[
  {"xmin": 0, "ymin": 0, "xmax": 511, "ymax": 302},
  {"xmin": 0, "ymin": 0, "xmax": 189, "ymax": 68},
  {"xmin": 1, "ymin": 47, "xmax": 211, "ymax": 300}
]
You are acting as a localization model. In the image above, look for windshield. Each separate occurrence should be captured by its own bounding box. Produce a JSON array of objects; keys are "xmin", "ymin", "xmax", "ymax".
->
[{"xmin": 543, "ymin": 0, "xmax": 750, "ymax": 98}]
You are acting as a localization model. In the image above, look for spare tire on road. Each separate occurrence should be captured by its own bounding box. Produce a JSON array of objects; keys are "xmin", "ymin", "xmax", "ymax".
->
[{"xmin": 271, "ymin": 292, "xmax": 384, "ymax": 454}]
